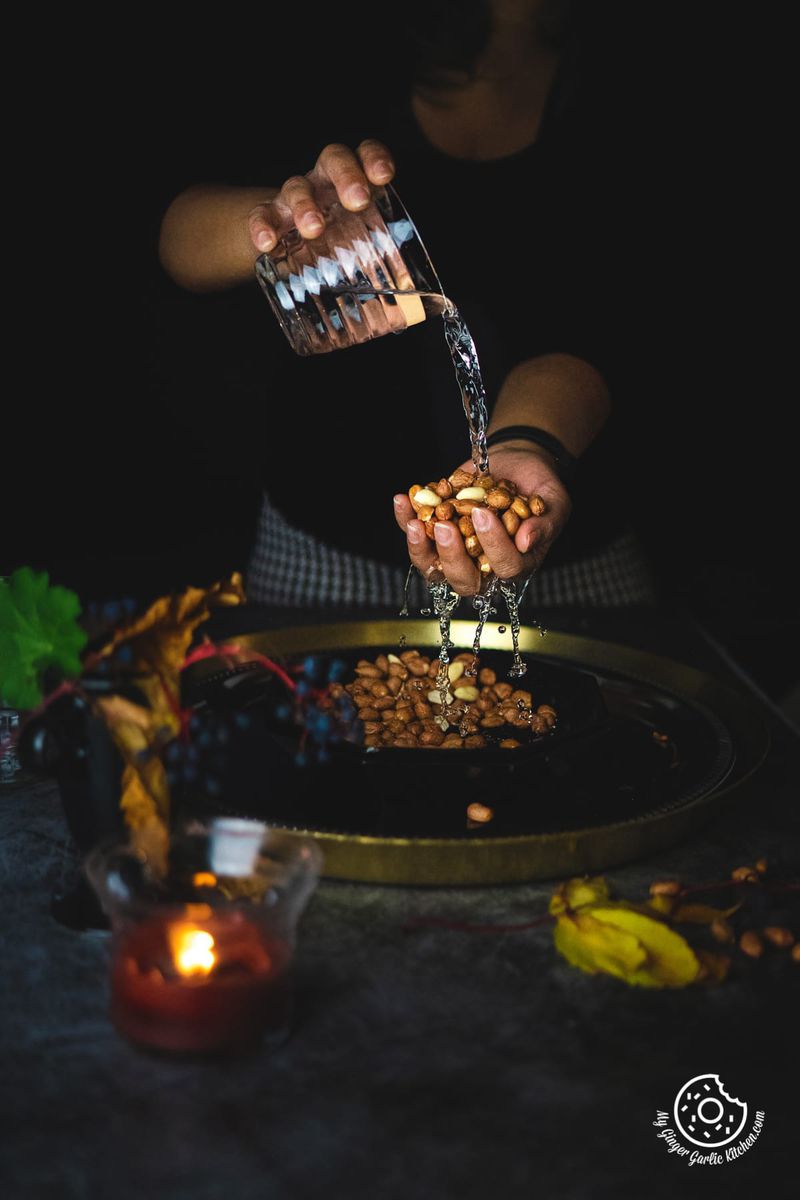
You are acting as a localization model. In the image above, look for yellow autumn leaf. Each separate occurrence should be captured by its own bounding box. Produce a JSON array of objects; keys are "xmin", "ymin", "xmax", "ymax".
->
[
  {"xmin": 554, "ymin": 904, "xmax": 700, "ymax": 989},
  {"xmin": 549, "ymin": 875, "xmax": 611, "ymax": 916},
  {"xmin": 671, "ymin": 901, "xmax": 742, "ymax": 924}
]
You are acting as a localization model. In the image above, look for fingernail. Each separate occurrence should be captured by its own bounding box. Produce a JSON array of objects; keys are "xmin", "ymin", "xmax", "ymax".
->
[
  {"xmin": 346, "ymin": 184, "xmax": 371, "ymax": 207},
  {"xmin": 472, "ymin": 508, "xmax": 490, "ymax": 531},
  {"xmin": 393, "ymin": 495, "xmax": 404, "ymax": 508},
  {"xmin": 303, "ymin": 216, "xmax": 324, "ymax": 236},
  {"xmin": 256, "ymin": 231, "xmax": 274, "ymax": 251},
  {"xmin": 408, "ymin": 525, "xmax": 423, "ymax": 544},
  {"xmin": 373, "ymin": 161, "xmax": 393, "ymax": 181},
  {"xmin": 434, "ymin": 524, "xmax": 453, "ymax": 545}
]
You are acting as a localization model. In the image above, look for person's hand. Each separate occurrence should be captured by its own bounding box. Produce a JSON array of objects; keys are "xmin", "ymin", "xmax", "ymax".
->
[
  {"xmin": 393, "ymin": 447, "xmax": 571, "ymax": 595},
  {"xmin": 247, "ymin": 141, "xmax": 396, "ymax": 253}
]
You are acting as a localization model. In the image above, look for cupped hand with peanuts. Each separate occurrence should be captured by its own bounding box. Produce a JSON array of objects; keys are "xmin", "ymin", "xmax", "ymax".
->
[{"xmin": 393, "ymin": 446, "xmax": 571, "ymax": 596}]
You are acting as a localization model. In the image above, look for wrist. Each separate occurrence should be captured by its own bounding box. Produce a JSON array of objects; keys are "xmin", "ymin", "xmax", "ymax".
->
[{"xmin": 485, "ymin": 425, "xmax": 577, "ymax": 486}]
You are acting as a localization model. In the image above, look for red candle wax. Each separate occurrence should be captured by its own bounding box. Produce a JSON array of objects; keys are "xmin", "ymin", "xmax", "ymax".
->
[{"xmin": 109, "ymin": 907, "xmax": 292, "ymax": 1055}]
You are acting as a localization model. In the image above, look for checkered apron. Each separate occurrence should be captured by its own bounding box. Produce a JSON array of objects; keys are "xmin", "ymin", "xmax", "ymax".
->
[{"xmin": 245, "ymin": 491, "xmax": 657, "ymax": 612}]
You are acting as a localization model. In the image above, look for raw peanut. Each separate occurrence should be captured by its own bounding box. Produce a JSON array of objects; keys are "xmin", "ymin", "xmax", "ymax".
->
[
  {"xmin": 435, "ymin": 502, "xmax": 455, "ymax": 521},
  {"xmin": 373, "ymin": 696, "xmax": 396, "ymax": 711},
  {"xmin": 463, "ymin": 734, "xmax": 487, "ymax": 749},
  {"xmin": 417, "ymin": 504, "xmax": 435, "ymax": 522},
  {"xmin": 458, "ymin": 514, "xmax": 476, "ymax": 538},
  {"xmin": 511, "ymin": 496, "xmax": 531, "ymax": 519},
  {"xmin": 449, "ymin": 467, "xmax": 475, "ymax": 489},
  {"xmin": 502, "ymin": 509, "xmax": 521, "ymax": 536},
  {"xmin": 537, "ymin": 704, "xmax": 557, "ymax": 718},
  {"xmin": 478, "ymin": 554, "xmax": 493, "ymax": 575},
  {"xmin": 441, "ymin": 733, "xmax": 465, "ymax": 749},
  {"xmin": 414, "ymin": 701, "xmax": 433, "ymax": 719},
  {"xmin": 369, "ymin": 680, "xmax": 390, "ymax": 697},
  {"xmin": 386, "ymin": 676, "xmax": 403, "ymax": 695},
  {"xmin": 408, "ymin": 484, "xmax": 422, "ymax": 508},
  {"xmin": 474, "ymin": 475, "xmax": 496, "ymax": 490},
  {"xmin": 394, "ymin": 733, "xmax": 419, "ymax": 747},
  {"xmin": 359, "ymin": 706, "xmax": 380, "ymax": 721},
  {"xmin": 434, "ymin": 715, "xmax": 450, "ymax": 731},
  {"xmin": 530, "ymin": 715, "xmax": 548, "ymax": 734},
  {"xmin": 710, "ymin": 918, "xmax": 735, "ymax": 944},
  {"xmin": 479, "ymin": 667, "xmax": 497, "ymax": 686},
  {"xmin": 464, "ymin": 535, "xmax": 483, "ymax": 557},
  {"xmin": 362, "ymin": 721, "xmax": 382, "ymax": 735},
  {"xmin": 500, "ymin": 738, "xmax": 522, "ymax": 749},
  {"xmin": 387, "ymin": 661, "xmax": 408, "ymax": 677},
  {"xmin": 731, "ymin": 866, "xmax": 760, "ymax": 883},
  {"xmin": 649, "ymin": 879, "xmax": 682, "ymax": 897},
  {"xmin": 466, "ymin": 801, "xmax": 494, "ymax": 822},
  {"xmin": 434, "ymin": 478, "xmax": 454, "ymax": 499},
  {"xmin": 427, "ymin": 688, "xmax": 454, "ymax": 705},
  {"xmin": 380, "ymin": 709, "xmax": 398, "ymax": 723},
  {"xmin": 419, "ymin": 727, "xmax": 446, "ymax": 746},
  {"xmin": 387, "ymin": 653, "xmax": 402, "ymax": 664},
  {"xmin": 763, "ymin": 926, "xmax": 794, "ymax": 948},
  {"xmin": 424, "ymin": 518, "xmax": 437, "ymax": 540},
  {"xmin": 481, "ymin": 712, "xmax": 505, "ymax": 728},
  {"xmin": 511, "ymin": 714, "xmax": 531, "ymax": 729},
  {"xmin": 425, "ymin": 481, "xmax": 440, "ymax": 492},
  {"xmin": 447, "ymin": 661, "xmax": 466, "ymax": 684},
  {"xmin": 486, "ymin": 488, "xmax": 512, "ymax": 510},
  {"xmin": 454, "ymin": 651, "xmax": 477, "ymax": 663},
  {"xmin": 355, "ymin": 665, "xmax": 382, "ymax": 678},
  {"xmin": 739, "ymin": 930, "xmax": 764, "ymax": 958},
  {"xmin": 408, "ymin": 721, "xmax": 424, "ymax": 736},
  {"xmin": 456, "ymin": 487, "xmax": 488, "ymax": 501},
  {"xmin": 454, "ymin": 685, "xmax": 479, "ymax": 702},
  {"xmin": 512, "ymin": 690, "xmax": 532, "ymax": 706},
  {"xmin": 375, "ymin": 653, "xmax": 390, "ymax": 674},
  {"xmin": 400, "ymin": 650, "xmax": 421, "ymax": 662},
  {"xmin": 528, "ymin": 493, "xmax": 546, "ymax": 516},
  {"xmin": 453, "ymin": 498, "xmax": 480, "ymax": 515},
  {"xmin": 407, "ymin": 659, "xmax": 429, "ymax": 677},
  {"xmin": 396, "ymin": 707, "xmax": 415, "ymax": 725},
  {"xmin": 413, "ymin": 488, "xmax": 441, "ymax": 508},
  {"xmin": 477, "ymin": 697, "xmax": 493, "ymax": 712},
  {"xmin": 364, "ymin": 734, "xmax": 381, "ymax": 748},
  {"xmin": 353, "ymin": 693, "xmax": 376, "ymax": 708},
  {"xmin": 495, "ymin": 683, "xmax": 514, "ymax": 700}
]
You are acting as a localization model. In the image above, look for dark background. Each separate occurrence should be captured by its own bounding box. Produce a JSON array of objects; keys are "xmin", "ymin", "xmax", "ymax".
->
[{"xmin": 7, "ymin": 6, "xmax": 796, "ymax": 703}]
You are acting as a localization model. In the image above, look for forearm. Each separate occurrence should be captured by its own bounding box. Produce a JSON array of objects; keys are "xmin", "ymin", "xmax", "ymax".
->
[
  {"xmin": 488, "ymin": 353, "xmax": 611, "ymax": 457},
  {"xmin": 158, "ymin": 183, "xmax": 278, "ymax": 293}
]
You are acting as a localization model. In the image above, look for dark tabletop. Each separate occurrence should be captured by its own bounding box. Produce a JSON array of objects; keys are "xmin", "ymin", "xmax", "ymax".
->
[{"xmin": 1, "ymin": 605, "xmax": 798, "ymax": 1200}]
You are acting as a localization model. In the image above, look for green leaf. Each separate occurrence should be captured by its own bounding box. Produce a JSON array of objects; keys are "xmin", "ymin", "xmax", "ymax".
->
[{"xmin": 0, "ymin": 567, "xmax": 87, "ymax": 709}]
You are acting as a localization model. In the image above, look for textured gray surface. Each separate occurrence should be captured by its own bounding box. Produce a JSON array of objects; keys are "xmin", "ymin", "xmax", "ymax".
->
[{"xmin": 1, "ymin": 619, "xmax": 799, "ymax": 1200}]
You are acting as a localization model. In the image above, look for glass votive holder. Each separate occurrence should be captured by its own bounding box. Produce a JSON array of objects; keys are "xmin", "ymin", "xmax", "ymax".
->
[{"xmin": 84, "ymin": 817, "xmax": 323, "ymax": 1056}]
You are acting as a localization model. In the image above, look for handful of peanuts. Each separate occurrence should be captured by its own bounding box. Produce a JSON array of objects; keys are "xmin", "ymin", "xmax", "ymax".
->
[
  {"xmin": 330, "ymin": 648, "xmax": 557, "ymax": 750},
  {"xmin": 408, "ymin": 467, "xmax": 547, "ymax": 577}
]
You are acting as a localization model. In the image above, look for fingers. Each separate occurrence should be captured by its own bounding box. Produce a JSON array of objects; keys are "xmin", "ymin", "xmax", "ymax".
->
[
  {"xmin": 249, "ymin": 201, "xmax": 284, "ymax": 253},
  {"xmin": 393, "ymin": 495, "xmax": 439, "ymax": 578},
  {"xmin": 317, "ymin": 140, "xmax": 395, "ymax": 211},
  {"xmin": 472, "ymin": 507, "xmax": 533, "ymax": 580},
  {"xmin": 432, "ymin": 522, "xmax": 481, "ymax": 595},
  {"xmin": 253, "ymin": 141, "xmax": 396, "ymax": 253}
]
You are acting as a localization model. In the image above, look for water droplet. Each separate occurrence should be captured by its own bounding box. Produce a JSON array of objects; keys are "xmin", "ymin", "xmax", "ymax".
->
[{"xmin": 498, "ymin": 625, "xmax": 507, "ymax": 634}]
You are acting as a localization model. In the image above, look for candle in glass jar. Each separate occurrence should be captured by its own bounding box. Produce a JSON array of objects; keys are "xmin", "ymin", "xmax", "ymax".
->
[{"xmin": 110, "ymin": 903, "xmax": 292, "ymax": 1055}]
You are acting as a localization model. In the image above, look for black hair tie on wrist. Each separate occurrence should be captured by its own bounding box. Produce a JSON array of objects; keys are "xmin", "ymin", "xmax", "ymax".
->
[{"xmin": 485, "ymin": 425, "xmax": 577, "ymax": 486}]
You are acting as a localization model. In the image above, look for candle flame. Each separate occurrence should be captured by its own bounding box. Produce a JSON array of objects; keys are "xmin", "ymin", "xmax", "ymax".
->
[{"xmin": 169, "ymin": 926, "xmax": 216, "ymax": 977}]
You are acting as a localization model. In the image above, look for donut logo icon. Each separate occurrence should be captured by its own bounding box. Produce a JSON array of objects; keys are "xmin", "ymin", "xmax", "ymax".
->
[{"xmin": 673, "ymin": 1074, "xmax": 748, "ymax": 1148}]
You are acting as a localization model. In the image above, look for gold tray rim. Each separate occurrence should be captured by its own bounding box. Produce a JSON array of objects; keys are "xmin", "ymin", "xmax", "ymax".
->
[{"xmin": 190, "ymin": 620, "xmax": 772, "ymax": 886}]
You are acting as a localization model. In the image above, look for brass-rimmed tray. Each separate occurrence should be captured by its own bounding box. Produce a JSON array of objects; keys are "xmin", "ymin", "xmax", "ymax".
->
[{"xmin": 183, "ymin": 620, "xmax": 771, "ymax": 885}]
